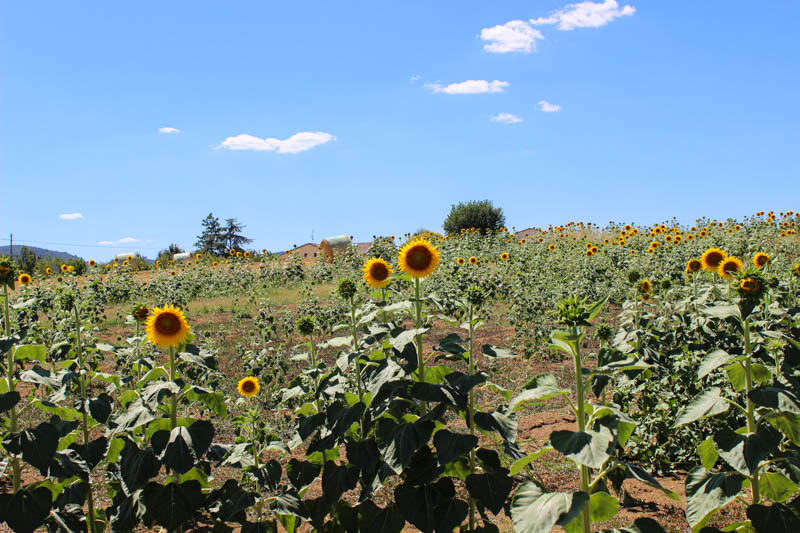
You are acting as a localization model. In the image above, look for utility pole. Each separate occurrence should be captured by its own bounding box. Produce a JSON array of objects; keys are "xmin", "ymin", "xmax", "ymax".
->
[{"xmin": 9, "ymin": 233, "xmax": 12, "ymax": 259}]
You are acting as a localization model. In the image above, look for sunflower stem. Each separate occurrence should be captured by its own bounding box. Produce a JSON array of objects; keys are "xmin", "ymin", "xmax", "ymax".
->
[
  {"xmin": 571, "ymin": 324, "xmax": 591, "ymax": 533},
  {"xmin": 349, "ymin": 296, "xmax": 365, "ymax": 439},
  {"xmin": 74, "ymin": 304, "xmax": 97, "ymax": 533},
  {"xmin": 3, "ymin": 284, "xmax": 21, "ymax": 493},
  {"xmin": 743, "ymin": 319, "xmax": 760, "ymax": 505},
  {"xmin": 169, "ymin": 345, "xmax": 178, "ymax": 429},
  {"xmin": 414, "ymin": 277, "xmax": 427, "ymax": 416},
  {"xmin": 467, "ymin": 301, "xmax": 477, "ymax": 532}
]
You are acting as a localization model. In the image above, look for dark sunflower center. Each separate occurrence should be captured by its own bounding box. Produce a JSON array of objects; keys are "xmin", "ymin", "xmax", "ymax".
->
[
  {"xmin": 155, "ymin": 313, "xmax": 181, "ymax": 336},
  {"xmin": 706, "ymin": 253, "xmax": 723, "ymax": 267},
  {"xmin": 407, "ymin": 246, "xmax": 432, "ymax": 270},
  {"xmin": 756, "ymin": 256, "xmax": 767, "ymax": 266},
  {"xmin": 241, "ymin": 380, "xmax": 256, "ymax": 393},
  {"xmin": 370, "ymin": 262, "xmax": 389, "ymax": 281}
]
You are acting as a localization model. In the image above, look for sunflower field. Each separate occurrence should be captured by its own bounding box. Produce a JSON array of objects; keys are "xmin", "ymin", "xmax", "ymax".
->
[{"xmin": 1, "ymin": 211, "xmax": 799, "ymax": 533}]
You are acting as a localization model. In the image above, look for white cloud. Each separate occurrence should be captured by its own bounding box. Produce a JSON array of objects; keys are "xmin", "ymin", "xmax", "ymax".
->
[
  {"xmin": 217, "ymin": 131, "xmax": 335, "ymax": 154},
  {"xmin": 491, "ymin": 113, "xmax": 523, "ymax": 124},
  {"xmin": 59, "ymin": 213, "xmax": 84, "ymax": 220},
  {"xmin": 98, "ymin": 237, "xmax": 142, "ymax": 246},
  {"xmin": 480, "ymin": 20, "xmax": 545, "ymax": 53},
  {"xmin": 538, "ymin": 100, "xmax": 562, "ymax": 112},
  {"xmin": 409, "ymin": 75, "xmax": 421, "ymax": 83},
  {"xmin": 531, "ymin": 0, "xmax": 635, "ymax": 31},
  {"xmin": 158, "ymin": 127, "xmax": 180, "ymax": 134},
  {"xmin": 425, "ymin": 80, "xmax": 509, "ymax": 95}
]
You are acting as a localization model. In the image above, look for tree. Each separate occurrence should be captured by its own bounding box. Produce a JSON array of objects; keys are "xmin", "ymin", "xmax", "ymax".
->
[
  {"xmin": 223, "ymin": 218, "xmax": 253, "ymax": 253},
  {"xmin": 158, "ymin": 243, "xmax": 184, "ymax": 264},
  {"xmin": 443, "ymin": 200, "xmax": 506, "ymax": 235},
  {"xmin": 195, "ymin": 213, "xmax": 224, "ymax": 255}
]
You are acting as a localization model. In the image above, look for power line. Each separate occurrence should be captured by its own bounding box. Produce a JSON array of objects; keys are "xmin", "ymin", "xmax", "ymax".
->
[{"xmin": 0, "ymin": 237, "xmax": 163, "ymax": 250}]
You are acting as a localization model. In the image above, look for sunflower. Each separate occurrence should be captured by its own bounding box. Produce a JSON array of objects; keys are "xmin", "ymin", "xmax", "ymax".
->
[
  {"xmin": 145, "ymin": 305, "xmax": 191, "ymax": 349},
  {"xmin": 469, "ymin": 256, "xmax": 478, "ymax": 265},
  {"xmin": 591, "ymin": 246, "xmax": 598, "ymax": 253},
  {"xmin": 701, "ymin": 248, "xmax": 727, "ymax": 272},
  {"xmin": 236, "ymin": 251, "xmax": 243, "ymax": 258},
  {"xmin": 700, "ymin": 230, "xmax": 707, "ymax": 237},
  {"xmin": 229, "ymin": 249, "xmax": 236, "ymax": 256},
  {"xmin": 60, "ymin": 264, "xmax": 69, "ymax": 272},
  {"xmin": 122, "ymin": 260, "xmax": 129, "ymax": 266},
  {"xmin": 753, "ymin": 252, "xmax": 769, "ymax": 269},
  {"xmin": 169, "ymin": 270, "xmax": 177, "ymax": 276},
  {"xmin": 640, "ymin": 280, "xmax": 652, "ymax": 293},
  {"xmin": 456, "ymin": 257, "xmax": 465, "ymax": 266},
  {"xmin": 225, "ymin": 260, "xmax": 231, "ymax": 265},
  {"xmin": 67, "ymin": 265, "xmax": 74, "ymax": 272},
  {"xmin": 88, "ymin": 259, "xmax": 96, "ymax": 267},
  {"xmin": 687, "ymin": 259, "xmax": 702, "ymax": 273},
  {"xmin": 363, "ymin": 257, "xmax": 392, "ymax": 288},
  {"xmin": 718, "ymin": 256, "xmax": 743, "ymax": 280},
  {"xmin": 398, "ymin": 238, "xmax": 440, "ymax": 278},
  {"xmin": 548, "ymin": 244, "xmax": 555, "ymax": 251},
  {"xmin": 500, "ymin": 252, "xmax": 509, "ymax": 261},
  {"xmin": 244, "ymin": 251, "xmax": 251, "ymax": 258},
  {"xmin": 18, "ymin": 273, "xmax": 32, "ymax": 285},
  {"xmin": 518, "ymin": 239, "xmax": 526, "ymax": 244},
  {"xmin": 585, "ymin": 250, "xmax": 593, "ymax": 257},
  {"xmin": 212, "ymin": 261, "xmax": 218, "ymax": 267},
  {"xmin": 739, "ymin": 277, "xmax": 761, "ymax": 294},
  {"xmin": 237, "ymin": 376, "xmax": 260, "ymax": 398},
  {"xmin": 46, "ymin": 267, "xmax": 53, "ymax": 275},
  {"xmin": 603, "ymin": 238, "xmax": 610, "ymax": 245}
]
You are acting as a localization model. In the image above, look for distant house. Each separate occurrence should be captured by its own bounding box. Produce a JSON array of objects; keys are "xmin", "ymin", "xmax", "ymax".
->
[
  {"xmin": 287, "ymin": 243, "xmax": 320, "ymax": 259},
  {"xmin": 513, "ymin": 228, "xmax": 538, "ymax": 239},
  {"xmin": 355, "ymin": 242, "xmax": 372, "ymax": 254}
]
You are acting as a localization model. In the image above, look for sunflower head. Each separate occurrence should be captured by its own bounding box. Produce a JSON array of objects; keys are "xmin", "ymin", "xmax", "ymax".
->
[
  {"xmin": 237, "ymin": 376, "xmax": 260, "ymax": 398},
  {"xmin": 195, "ymin": 253, "xmax": 202, "ymax": 260},
  {"xmin": 548, "ymin": 244, "xmax": 555, "ymax": 251},
  {"xmin": 469, "ymin": 256, "xmax": 478, "ymax": 265},
  {"xmin": 236, "ymin": 252, "xmax": 242, "ymax": 258},
  {"xmin": 500, "ymin": 252, "xmax": 509, "ymax": 261},
  {"xmin": 363, "ymin": 258, "xmax": 392, "ymax": 288},
  {"xmin": 46, "ymin": 267, "xmax": 53, "ymax": 275},
  {"xmin": 465, "ymin": 285, "xmax": 486, "ymax": 308},
  {"xmin": 145, "ymin": 305, "xmax": 191, "ymax": 350},
  {"xmin": 639, "ymin": 280, "xmax": 652, "ymax": 294},
  {"xmin": 169, "ymin": 270, "xmax": 177, "ymax": 276},
  {"xmin": 687, "ymin": 259, "xmax": 702, "ymax": 273},
  {"xmin": 297, "ymin": 315, "xmax": 315, "ymax": 336},
  {"xmin": 739, "ymin": 277, "xmax": 762, "ymax": 295},
  {"xmin": 337, "ymin": 277, "xmax": 358, "ymax": 300},
  {"xmin": 132, "ymin": 304, "xmax": 150, "ymax": 322},
  {"xmin": 753, "ymin": 252, "xmax": 769, "ymax": 269},
  {"xmin": 718, "ymin": 256, "xmax": 744, "ymax": 280},
  {"xmin": 244, "ymin": 251, "xmax": 251, "ymax": 258},
  {"xmin": 225, "ymin": 260, "xmax": 230, "ymax": 265},
  {"xmin": 456, "ymin": 257, "xmax": 465, "ymax": 266},
  {"xmin": 229, "ymin": 249, "xmax": 236, "ymax": 256},
  {"xmin": 60, "ymin": 264, "xmax": 69, "ymax": 272},
  {"xmin": 88, "ymin": 260, "xmax": 96, "ymax": 267},
  {"xmin": 212, "ymin": 261, "xmax": 218, "ymax": 266},
  {"xmin": 18, "ymin": 273, "xmax": 32, "ymax": 286},
  {"xmin": 67, "ymin": 265, "xmax": 74, "ymax": 272},
  {"xmin": 701, "ymin": 248, "xmax": 727, "ymax": 271},
  {"xmin": 398, "ymin": 238, "xmax": 440, "ymax": 278},
  {"xmin": 793, "ymin": 264, "xmax": 800, "ymax": 277},
  {"xmin": 628, "ymin": 270, "xmax": 641, "ymax": 284}
]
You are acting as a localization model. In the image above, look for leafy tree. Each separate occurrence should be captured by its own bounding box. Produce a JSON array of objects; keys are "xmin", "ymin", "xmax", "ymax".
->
[
  {"xmin": 443, "ymin": 200, "xmax": 506, "ymax": 235},
  {"xmin": 15, "ymin": 246, "xmax": 37, "ymax": 275},
  {"xmin": 222, "ymin": 218, "xmax": 253, "ymax": 253},
  {"xmin": 195, "ymin": 213, "xmax": 224, "ymax": 255},
  {"xmin": 158, "ymin": 243, "xmax": 184, "ymax": 264}
]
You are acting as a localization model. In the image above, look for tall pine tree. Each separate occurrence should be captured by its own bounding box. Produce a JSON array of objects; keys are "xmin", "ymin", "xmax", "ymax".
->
[
  {"xmin": 195, "ymin": 213, "xmax": 224, "ymax": 255},
  {"xmin": 223, "ymin": 218, "xmax": 253, "ymax": 252}
]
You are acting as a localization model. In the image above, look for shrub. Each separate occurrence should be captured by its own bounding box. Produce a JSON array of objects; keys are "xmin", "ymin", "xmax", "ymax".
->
[{"xmin": 443, "ymin": 199, "xmax": 505, "ymax": 235}]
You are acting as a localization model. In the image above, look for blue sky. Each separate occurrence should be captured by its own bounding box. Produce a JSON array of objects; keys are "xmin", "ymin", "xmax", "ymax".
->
[{"xmin": 2, "ymin": 1, "xmax": 798, "ymax": 259}]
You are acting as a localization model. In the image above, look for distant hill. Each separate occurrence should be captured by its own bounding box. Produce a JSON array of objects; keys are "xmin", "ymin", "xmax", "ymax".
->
[{"xmin": 0, "ymin": 245, "xmax": 82, "ymax": 262}]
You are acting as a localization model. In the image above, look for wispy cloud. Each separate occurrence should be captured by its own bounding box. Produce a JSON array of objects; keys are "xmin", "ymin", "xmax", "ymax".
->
[
  {"xmin": 59, "ymin": 213, "xmax": 84, "ymax": 220},
  {"xmin": 217, "ymin": 132, "xmax": 335, "ymax": 154},
  {"xmin": 531, "ymin": 0, "xmax": 635, "ymax": 31},
  {"xmin": 538, "ymin": 100, "xmax": 562, "ymax": 112},
  {"xmin": 480, "ymin": 20, "xmax": 545, "ymax": 53},
  {"xmin": 158, "ymin": 127, "xmax": 181, "ymax": 134},
  {"xmin": 425, "ymin": 80, "xmax": 509, "ymax": 95},
  {"xmin": 98, "ymin": 237, "xmax": 142, "ymax": 246},
  {"xmin": 491, "ymin": 113, "xmax": 523, "ymax": 124},
  {"xmin": 409, "ymin": 75, "xmax": 421, "ymax": 84}
]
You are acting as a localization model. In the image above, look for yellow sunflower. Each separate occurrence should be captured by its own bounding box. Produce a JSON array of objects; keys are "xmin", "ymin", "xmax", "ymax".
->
[
  {"xmin": 237, "ymin": 376, "xmax": 260, "ymax": 398},
  {"xmin": 46, "ymin": 267, "xmax": 53, "ymax": 275},
  {"xmin": 753, "ymin": 252, "xmax": 769, "ymax": 269},
  {"xmin": 640, "ymin": 280, "xmax": 652, "ymax": 293},
  {"xmin": 585, "ymin": 250, "xmax": 593, "ymax": 257},
  {"xmin": 67, "ymin": 265, "xmax": 74, "ymax": 272},
  {"xmin": 701, "ymin": 248, "xmax": 727, "ymax": 272},
  {"xmin": 244, "ymin": 251, "xmax": 251, "ymax": 258},
  {"xmin": 88, "ymin": 259, "xmax": 96, "ymax": 267},
  {"xmin": 398, "ymin": 239, "xmax": 440, "ymax": 278},
  {"xmin": 456, "ymin": 257, "xmax": 465, "ymax": 265},
  {"xmin": 212, "ymin": 261, "xmax": 218, "ymax": 266},
  {"xmin": 548, "ymin": 244, "xmax": 556, "ymax": 251},
  {"xmin": 718, "ymin": 256, "xmax": 743, "ymax": 280},
  {"xmin": 687, "ymin": 259, "xmax": 702, "ymax": 272},
  {"xmin": 169, "ymin": 270, "xmax": 177, "ymax": 276},
  {"xmin": 18, "ymin": 273, "xmax": 32, "ymax": 285},
  {"xmin": 145, "ymin": 304, "xmax": 191, "ymax": 350},
  {"xmin": 236, "ymin": 251, "xmax": 243, "ymax": 258},
  {"xmin": 469, "ymin": 256, "xmax": 478, "ymax": 265},
  {"xmin": 225, "ymin": 260, "xmax": 231, "ymax": 265},
  {"xmin": 60, "ymin": 264, "xmax": 68, "ymax": 272},
  {"xmin": 229, "ymin": 249, "xmax": 236, "ymax": 256},
  {"xmin": 739, "ymin": 278, "xmax": 761, "ymax": 294},
  {"xmin": 363, "ymin": 257, "xmax": 392, "ymax": 288},
  {"xmin": 794, "ymin": 264, "xmax": 800, "ymax": 277},
  {"xmin": 500, "ymin": 252, "xmax": 509, "ymax": 261}
]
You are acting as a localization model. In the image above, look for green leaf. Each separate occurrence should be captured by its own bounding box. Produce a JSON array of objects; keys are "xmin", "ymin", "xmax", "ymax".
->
[
  {"xmin": 0, "ymin": 485, "xmax": 53, "ymax": 533},
  {"xmin": 759, "ymin": 472, "xmax": 799, "ymax": 503},
  {"xmin": 713, "ymin": 427, "xmax": 778, "ymax": 476},
  {"xmin": 482, "ymin": 344, "xmax": 516, "ymax": 359},
  {"xmin": 507, "ymin": 374, "xmax": 568, "ymax": 413},
  {"xmin": 357, "ymin": 502, "xmax": 405, "ymax": 533},
  {"xmin": 119, "ymin": 437, "xmax": 161, "ymax": 496},
  {"xmin": 185, "ymin": 387, "xmax": 227, "ymax": 416},
  {"xmin": 703, "ymin": 304, "xmax": 741, "ymax": 320},
  {"xmin": 750, "ymin": 387, "xmax": 800, "ymax": 414},
  {"xmin": 321, "ymin": 461, "xmax": 358, "ymax": 504},
  {"xmin": 726, "ymin": 363, "xmax": 747, "ymax": 392},
  {"xmin": 140, "ymin": 480, "xmax": 205, "ymax": 531},
  {"xmin": 747, "ymin": 502, "xmax": 800, "ymax": 532},
  {"xmin": 549, "ymin": 429, "xmax": 613, "ymax": 469},
  {"xmin": 673, "ymin": 388, "xmax": 730, "ymax": 428},
  {"xmin": 13, "ymin": 344, "xmax": 46, "ymax": 363},
  {"xmin": 698, "ymin": 349, "xmax": 735, "ymax": 379},
  {"xmin": 589, "ymin": 491, "xmax": 619, "ymax": 522},
  {"xmin": 4, "ymin": 422, "xmax": 59, "ymax": 475},
  {"xmin": 433, "ymin": 429, "xmax": 478, "ymax": 466},
  {"xmin": 764, "ymin": 412, "xmax": 800, "ymax": 445},
  {"xmin": 510, "ymin": 481, "xmax": 589, "ymax": 533},
  {"xmin": 509, "ymin": 447, "xmax": 552, "ymax": 476},
  {"xmin": 210, "ymin": 479, "xmax": 256, "ymax": 523},
  {"xmin": 474, "ymin": 410, "xmax": 518, "ymax": 442},
  {"xmin": 287, "ymin": 459, "xmax": 321, "ymax": 492},
  {"xmin": 698, "ymin": 437, "xmax": 718, "ymax": 471},
  {"xmin": 465, "ymin": 471, "xmax": 513, "ymax": 515},
  {"xmin": 0, "ymin": 391, "xmax": 20, "ymax": 412},
  {"xmin": 382, "ymin": 420, "xmax": 434, "ymax": 474},
  {"xmin": 619, "ymin": 462, "xmax": 681, "ymax": 501},
  {"xmin": 685, "ymin": 467, "xmax": 744, "ymax": 531}
]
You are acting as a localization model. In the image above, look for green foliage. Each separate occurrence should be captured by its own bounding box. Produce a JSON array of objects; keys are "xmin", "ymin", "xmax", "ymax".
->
[{"xmin": 443, "ymin": 199, "xmax": 506, "ymax": 235}]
